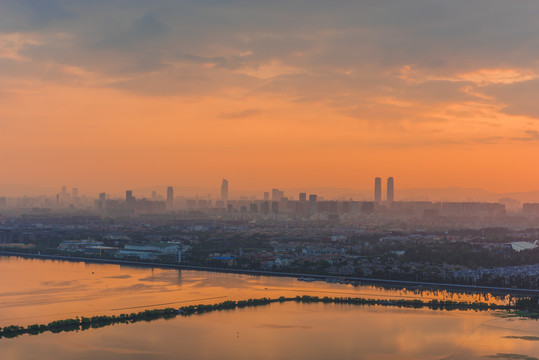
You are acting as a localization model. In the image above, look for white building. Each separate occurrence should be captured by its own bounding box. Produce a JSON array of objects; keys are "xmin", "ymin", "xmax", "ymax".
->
[
  {"xmin": 119, "ymin": 242, "xmax": 180, "ymax": 260},
  {"xmin": 511, "ymin": 240, "xmax": 538, "ymax": 252}
]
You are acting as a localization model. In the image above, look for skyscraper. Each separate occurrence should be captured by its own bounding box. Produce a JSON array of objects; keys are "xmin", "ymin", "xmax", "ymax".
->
[
  {"xmin": 61, "ymin": 185, "xmax": 68, "ymax": 202},
  {"xmin": 374, "ymin": 177, "xmax": 382, "ymax": 204},
  {"xmin": 166, "ymin": 186, "xmax": 174, "ymax": 210},
  {"xmin": 271, "ymin": 188, "xmax": 284, "ymax": 202},
  {"xmin": 221, "ymin": 179, "xmax": 229, "ymax": 202},
  {"xmin": 387, "ymin": 177, "xmax": 394, "ymax": 204},
  {"xmin": 126, "ymin": 190, "xmax": 134, "ymax": 202},
  {"xmin": 298, "ymin": 192, "xmax": 307, "ymax": 218},
  {"xmin": 309, "ymin": 194, "xmax": 318, "ymax": 217},
  {"xmin": 271, "ymin": 201, "xmax": 279, "ymax": 215},
  {"xmin": 98, "ymin": 192, "xmax": 106, "ymax": 210}
]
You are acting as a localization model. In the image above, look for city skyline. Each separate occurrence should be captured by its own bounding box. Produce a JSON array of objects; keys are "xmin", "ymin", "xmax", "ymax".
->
[
  {"xmin": 5, "ymin": 179, "xmax": 539, "ymax": 204},
  {"xmin": 4, "ymin": 175, "xmax": 539, "ymax": 206}
]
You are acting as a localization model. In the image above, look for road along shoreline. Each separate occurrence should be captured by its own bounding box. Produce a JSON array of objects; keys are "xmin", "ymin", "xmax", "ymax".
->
[{"xmin": 1, "ymin": 251, "xmax": 538, "ymax": 296}]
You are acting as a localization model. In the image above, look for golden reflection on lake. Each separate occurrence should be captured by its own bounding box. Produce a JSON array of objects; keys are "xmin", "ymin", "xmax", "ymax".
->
[
  {"xmin": 1, "ymin": 302, "xmax": 538, "ymax": 360},
  {"xmin": 0, "ymin": 255, "xmax": 512, "ymax": 328}
]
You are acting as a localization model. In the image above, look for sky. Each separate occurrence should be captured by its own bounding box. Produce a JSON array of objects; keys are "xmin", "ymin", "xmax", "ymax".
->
[{"xmin": 1, "ymin": 0, "xmax": 539, "ymax": 195}]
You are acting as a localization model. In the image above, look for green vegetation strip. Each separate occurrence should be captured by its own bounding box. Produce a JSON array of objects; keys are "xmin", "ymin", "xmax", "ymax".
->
[{"xmin": 1, "ymin": 295, "xmax": 538, "ymax": 340}]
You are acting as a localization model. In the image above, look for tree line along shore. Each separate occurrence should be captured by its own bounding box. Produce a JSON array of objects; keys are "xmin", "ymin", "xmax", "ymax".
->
[
  {"xmin": 1, "ymin": 295, "xmax": 538, "ymax": 340},
  {"xmin": 2, "ymin": 251, "xmax": 538, "ymax": 296}
]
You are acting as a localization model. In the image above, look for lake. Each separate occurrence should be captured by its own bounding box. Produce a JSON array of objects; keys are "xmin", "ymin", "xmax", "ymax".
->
[{"xmin": 0, "ymin": 256, "xmax": 537, "ymax": 359}]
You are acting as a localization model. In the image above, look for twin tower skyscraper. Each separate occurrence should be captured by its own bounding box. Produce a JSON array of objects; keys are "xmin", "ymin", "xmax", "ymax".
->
[{"xmin": 374, "ymin": 177, "xmax": 394, "ymax": 205}]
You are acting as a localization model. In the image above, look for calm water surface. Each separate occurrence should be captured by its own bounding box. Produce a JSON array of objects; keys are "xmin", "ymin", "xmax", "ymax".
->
[
  {"xmin": 0, "ymin": 256, "xmax": 508, "ymax": 326},
  {"xmin": 1, "ymin": 303, "xmax": 538, "ymax": 360},
  {"xmin": 1, "ymin": 256, "xmax": 537, "ymax": 360}
]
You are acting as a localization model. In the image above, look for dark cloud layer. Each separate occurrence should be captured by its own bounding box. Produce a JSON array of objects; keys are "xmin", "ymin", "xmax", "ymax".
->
[
  {"xmin": 483, "ymin": 79, "xmax": 539, "ymax": 118},
  {"xmin": 2, "ymin": 0, "xmax": 539, "ymax": 120}
]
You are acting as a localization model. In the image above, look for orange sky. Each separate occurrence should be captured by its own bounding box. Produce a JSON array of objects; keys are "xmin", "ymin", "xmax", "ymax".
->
[{"xmin": 1, "ymin": 2, "xmax": 539, "ymax": 195}]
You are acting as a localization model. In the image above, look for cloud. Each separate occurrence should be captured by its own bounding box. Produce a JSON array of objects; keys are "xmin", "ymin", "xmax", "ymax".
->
[
  {"xmin": 0, "ymin": 33, "xmax": 39, "ymax": 60},
  {"xmin": 107, "ymin": 63, "xmax": 260, "ymax": 96},
  {"xmin": 2, "ymin": 0, "xmax": 539, "ymax": 123},
  {"xmin": 455, "ymin": 69, "xmax": 537, "ymax": 86},
  {"xmin": 0, "ymin": 0, "xmax": 72, "ymax": 31},
  {"xmin": 512, "ymin": 130, "xmax": 539, "ymax": 142},
  {"xmin": 94, "ymin": 12, "xmax": 168, "ymax": 50},
  {"xmin": 481, "ymin": 78, "xmax": 539, "ymax": 119},
  {"xmin": 484, "ymin": 354, "xmax": 538, "ymax": 360},
  {"xmin": 219, "ymin": 109, "xmax": 263, "ymax": 119}
]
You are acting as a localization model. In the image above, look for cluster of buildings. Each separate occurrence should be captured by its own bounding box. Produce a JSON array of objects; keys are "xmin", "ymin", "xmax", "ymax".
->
[
  {"xmin": 203, "ymin": 228, "xmax": 539, "ymax": 287},
  {"xmin": 88, "ymin": 177, "xmax": 504, "ymax": 220},
  {"xmin": 57, "ymin": 238, "xmax": 190, "ymax": 263},
  {"xmin": 2, "ymin": 178, "xmax": 539, "ymax": 228},
  {"xmin": 1, "ymin": 207, "xmax": 538, "ymax": 288}
]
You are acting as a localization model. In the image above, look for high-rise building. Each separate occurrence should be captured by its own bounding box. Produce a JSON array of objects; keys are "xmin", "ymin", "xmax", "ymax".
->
[
  {"xmin": 126, "ymin": 190, "xmax": 134, "ymax": 202},
  {"xmin": 298, "ymin": 192, "xmax": 307, "ymax": 218},
  {"xmin": 98, "ymin": 192, "xmax": 106, "ymax": 210},
  {"xmin": 261, "ymin": 201, "xmax": 270, "ymax": 215},
  {"xmin": 374, "ymin": 177, "xmax": 382, "ymax": 204},
  {"xmin": 221, "ymin": 179, "xmax": 229, "ymax": 202},
  {"xmin": 166, "ymin": 186, "xmax": 174, "ymax": 210},
  {"xmin": 309, "ymin": 194, "xmax": 318, "ymax": 217},
  {"xmin": 263, "ymin": 192, "xmax": 270, "ymax": 201},
  {"xmin": 387, "ymin": 177, "xmax": 394, "ymax": 204},
  {"xmin": 271, "ymin": 201, "xmax": 279, "ymax": 215},
  {"xmin": 72, "ymin": 188, "xmax": 79, "ymax": 200},
  {"xmin": 60, "ymin": 185, "xmax": 68, "ymax": 203},
  {"xmin": 271, "ymin": 188, "xmax": 284, "ymax": 202}
]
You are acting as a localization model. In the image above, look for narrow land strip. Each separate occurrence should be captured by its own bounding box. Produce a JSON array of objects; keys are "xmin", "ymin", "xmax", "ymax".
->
[{"xmin": 1, "ymin": 295, "xmax": 538, "ymax": 340}]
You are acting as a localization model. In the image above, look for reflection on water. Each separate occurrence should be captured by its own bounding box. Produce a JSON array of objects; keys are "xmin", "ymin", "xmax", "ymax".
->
[
  {"xmin": 1, "ymin": 302, "xmax": 538, "ymax": 360},
  {"xmin": 0, "ymin": 256, "xmax": 538, "ymax": 360},
  {"xmin": 0, "ymin": 256, "xmax": 513, "ymax": 327}
]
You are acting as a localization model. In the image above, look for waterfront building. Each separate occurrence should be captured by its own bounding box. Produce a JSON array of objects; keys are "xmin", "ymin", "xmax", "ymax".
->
[
  {"xmin": 119, "ymin": 242, "xmax": 180, "ymax": 260},
  {"xmin": 511, "ymin": 240, "xmax": 539, "ymax": 252}
]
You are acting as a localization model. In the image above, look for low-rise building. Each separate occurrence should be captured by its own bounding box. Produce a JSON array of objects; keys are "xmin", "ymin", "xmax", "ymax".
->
[
  {"xmin": 119, "ymin": 242, "xmax": 180, "ymax": 260},
  {"xmin": 511, "ymin": 240, "xmax": 538, "ymax": 252}
]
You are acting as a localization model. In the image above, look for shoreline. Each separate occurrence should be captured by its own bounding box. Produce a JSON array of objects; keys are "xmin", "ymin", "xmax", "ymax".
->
[{"xmin": 1, "ymin": 250, "xmax": 538, "ymax": 296}]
